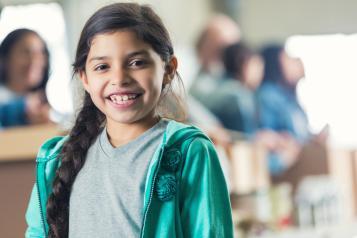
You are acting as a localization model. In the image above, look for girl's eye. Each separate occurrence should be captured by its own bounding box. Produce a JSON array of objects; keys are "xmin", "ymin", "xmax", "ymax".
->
[
  {"xmin": 94, "ymin": 64, "xmax": 109, "ymax": 71},
  {"xmin": 128, "ymin": 59, "xmax": 147, "ymax": 68}
]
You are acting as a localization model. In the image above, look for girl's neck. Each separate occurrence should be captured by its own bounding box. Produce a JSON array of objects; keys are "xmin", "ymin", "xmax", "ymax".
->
[{"xmin": 106, "ymin": 115, "xmax": 160, "ymax": 148}]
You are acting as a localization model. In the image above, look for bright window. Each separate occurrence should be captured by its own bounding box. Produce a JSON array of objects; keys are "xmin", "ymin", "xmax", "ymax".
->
[{"xmin": 286, "ymin": 34, "xmax": 357, "ymax": 148}]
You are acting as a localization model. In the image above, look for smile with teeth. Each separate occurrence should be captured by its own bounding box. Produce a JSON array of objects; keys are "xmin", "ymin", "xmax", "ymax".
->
[{"xmin": 109, "ymin": 94, "xmax": 140, "ymax": 105}]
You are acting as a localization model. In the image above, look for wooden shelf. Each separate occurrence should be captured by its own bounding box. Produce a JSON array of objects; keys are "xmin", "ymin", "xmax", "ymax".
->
[{"xmin": 0, "ymin": 124, "xmax": 65, "ymax": 162}]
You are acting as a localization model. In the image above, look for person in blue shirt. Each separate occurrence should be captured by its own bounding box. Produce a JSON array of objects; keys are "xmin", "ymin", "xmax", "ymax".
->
[
  {"xmin": 259, "ymin": 45, "xmax": 309, "ymax": 143},
  {"xmin": 0, "ymin": 28, "xmax": 51, "ymax": 128},
  {"xmin": 258, "ymin": 44, "xmax": 310, "ymax": 174}
]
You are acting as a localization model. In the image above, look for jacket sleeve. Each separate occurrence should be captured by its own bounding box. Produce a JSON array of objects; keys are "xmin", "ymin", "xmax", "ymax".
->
[
  {"xmin": 179, "ymin": 137, "xmax": 234, "ymax": 237},
  {"xmin": 25, "ymin": 184, "xmax": 46, "ymax": 238}
]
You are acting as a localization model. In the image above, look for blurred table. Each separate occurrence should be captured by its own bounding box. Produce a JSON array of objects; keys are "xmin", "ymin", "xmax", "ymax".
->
[
  {"xmin": 248, "ymin": 222, "xmax": 357, "ymax": 238},
  {"xmin": 0, "ymin": 124, "xmax": 64, "ymax": 237}
]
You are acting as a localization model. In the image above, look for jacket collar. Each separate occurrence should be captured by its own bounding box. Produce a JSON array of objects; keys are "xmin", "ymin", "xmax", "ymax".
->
[
  {"xmin": 35, "ymin": 120, "xmax": 209, "ymax": 163},
  {"xmin": 36, "ymin": 136, "xmax": 68, "ymax": 163}
]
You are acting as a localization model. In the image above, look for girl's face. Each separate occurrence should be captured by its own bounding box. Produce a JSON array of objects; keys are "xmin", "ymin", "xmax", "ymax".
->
[
  {"xmin": 7, "ymin": 33, "xmax": 47, "ymax": 91},
  {"xmin": 80, "ymin": 31, "xmax": 172, "ymax": 129}
]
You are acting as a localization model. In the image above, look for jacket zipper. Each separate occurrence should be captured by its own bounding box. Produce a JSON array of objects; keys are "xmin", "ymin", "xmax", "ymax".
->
[
  {"xmin": 140, "ymin": 147, "xmax": 164, "ymax": 238},
  {"xmin": 139, "ymin": 132, "xmax": 204, "ymax": 237},
  {"xmin": 36, "ymin": 162, "xmax": 48, "ymax": 238}
]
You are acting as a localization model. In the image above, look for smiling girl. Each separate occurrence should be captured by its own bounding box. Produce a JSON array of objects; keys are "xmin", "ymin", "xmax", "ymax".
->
[{"xmin": 25, "ymin": 3, "xmax": 233, "ymax": 238}]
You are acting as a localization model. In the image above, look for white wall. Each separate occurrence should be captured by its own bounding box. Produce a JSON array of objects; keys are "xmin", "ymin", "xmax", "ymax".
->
[
  {"xmin": 3, "ymin": 0, "xmax": 357, "ymax": 49},
  {"xmin": 237, "ymin": 0, "xmax": 357, "ymax": 46},
  {"xmin": 0, "ymin": 0, "xmax": 54, "ymax": 4},
  {"xmin": 59, "ymin": 0, "xmax": 213, "ymax": 61}
]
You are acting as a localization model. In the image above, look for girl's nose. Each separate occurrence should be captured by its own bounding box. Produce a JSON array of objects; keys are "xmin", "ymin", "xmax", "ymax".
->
[{"xmin": 110, "ymin": 68, "xmax": 132, "ymax": 86}]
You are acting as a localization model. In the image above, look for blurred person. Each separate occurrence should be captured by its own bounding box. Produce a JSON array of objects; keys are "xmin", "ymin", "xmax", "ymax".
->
[
  {"xmin": 202, "ymin": 42, "xmax": 296, "ymax": 178},
  {"xmin": 0, "ymin": 28, "xmax": 51, "ymax": 128},
  {"xmin": 258, "ymin": 44, "xmax": 309, "ymax": 174},
  {"xmin": 189, "ymin": 14, "xmax": 241, "ymax": 106},
  {"xmin": 206, "ymin": 42, "xmax": 264, "ymax": 135},
  {"xmin": 259, "ymin": 45, "xmax": 309, "ymax": 143}
]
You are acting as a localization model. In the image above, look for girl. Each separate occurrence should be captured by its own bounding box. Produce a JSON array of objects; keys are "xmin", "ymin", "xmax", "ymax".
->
[{"xmin": 25, "ymin": 3, "xmax": 233, "ymax": 238}]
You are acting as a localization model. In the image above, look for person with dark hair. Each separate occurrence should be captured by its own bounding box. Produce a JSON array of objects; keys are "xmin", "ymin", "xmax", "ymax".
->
[
  {"xmin": 206, "ymin": 42, "xmax": 264, "ymax": 135},
  {"xmin": 0, "ymin": 28, "xmax": 50, "ymax": 127},
  {"xmin": 25, "ymin": 3, "xmax": 233, "ymax": 238},
  {"xmin": 258, "ymin": 44, "xmax": 309, "ymax": 174}
]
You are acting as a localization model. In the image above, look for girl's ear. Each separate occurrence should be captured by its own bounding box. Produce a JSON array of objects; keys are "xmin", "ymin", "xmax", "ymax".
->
[
  {"xmin": 79, "ymin": 70, "xmax": 90, "ymax": 92},
  {"xmin": 163, "ymin": 56, "xmax": 178, "ymax": 85}
]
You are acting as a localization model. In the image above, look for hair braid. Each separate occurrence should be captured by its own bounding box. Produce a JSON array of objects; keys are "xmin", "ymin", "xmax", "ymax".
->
[{"xmin": 46, "ymin": 93, "xmax": 105, "ymax": 238}]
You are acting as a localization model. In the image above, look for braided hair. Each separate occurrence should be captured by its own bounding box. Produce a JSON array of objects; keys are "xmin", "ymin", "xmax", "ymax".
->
[{"xmin": 46, "ymin": 3, "xmax": 185, "ymax": 237}]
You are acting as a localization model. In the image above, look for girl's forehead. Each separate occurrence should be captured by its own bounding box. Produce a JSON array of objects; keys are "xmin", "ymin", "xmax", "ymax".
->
[
  {"xmin": 86, "ymin": 31, "xmax": 164, "ymax": 64},
  {"xmin": 89, "ymin": 31, "xmax": 149, "ymax": 51}
]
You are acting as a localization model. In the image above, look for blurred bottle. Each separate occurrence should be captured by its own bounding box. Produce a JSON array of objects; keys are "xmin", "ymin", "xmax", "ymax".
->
[{"xmin": 295, "ymin": 175, "xmax": 341, "ymax": 228}]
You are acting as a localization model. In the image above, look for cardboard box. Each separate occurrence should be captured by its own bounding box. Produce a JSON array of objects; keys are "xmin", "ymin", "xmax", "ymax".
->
[{"xmin": 229, "ymin": 141, "xmax": 270, "ymax": 194}]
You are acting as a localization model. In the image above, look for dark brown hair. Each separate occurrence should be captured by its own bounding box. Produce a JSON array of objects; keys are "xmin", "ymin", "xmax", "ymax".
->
[
  {"xmin": 46, "ymin": 3, "xmax": 185, "ymax": 237},
  {"xmin": 223, "ymin": 42, "xmax": 255, "ymax": 80}
]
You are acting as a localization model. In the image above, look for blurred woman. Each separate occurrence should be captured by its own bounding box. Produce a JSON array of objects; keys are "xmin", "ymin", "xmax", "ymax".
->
[
  {"xmin": 258, "ymin": 45, "xmax": 309, "ymax": 144},
  {"xmin": 0, "ymin": 28, "xmax": 51, "ymax": 128},
  {"xmin": 258, "ymin": 44, "xmax": 309, "ymax": 174}
]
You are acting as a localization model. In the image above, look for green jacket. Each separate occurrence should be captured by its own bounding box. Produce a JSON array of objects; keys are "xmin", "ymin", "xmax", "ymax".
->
[{"xmin": 25, "ymin": 121, "xmax": 233, "ymax": 237}]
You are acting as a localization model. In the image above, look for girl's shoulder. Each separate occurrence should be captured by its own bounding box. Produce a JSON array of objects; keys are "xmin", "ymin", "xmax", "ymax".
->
[{"xmin": 36, "ymin": 135, "xmax": 68, "ymax": 163}]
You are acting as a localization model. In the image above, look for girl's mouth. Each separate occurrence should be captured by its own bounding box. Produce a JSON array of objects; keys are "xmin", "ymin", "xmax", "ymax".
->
[{"xmin": 106, "ymin": 93, "xmax": 142, "ymax": 106}]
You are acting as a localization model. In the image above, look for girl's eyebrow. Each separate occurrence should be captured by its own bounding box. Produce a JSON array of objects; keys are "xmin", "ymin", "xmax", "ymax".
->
[
  {"xmin": 127, "ymin": 50, "xmax": 150, "ymax": 58},
  {"xmin": 88, "ymin": 50, "xmax": 151, "ymax": 63},
  {"xmin": 88, "ymin": 56, "xmax": 109, "ymax": 63}
]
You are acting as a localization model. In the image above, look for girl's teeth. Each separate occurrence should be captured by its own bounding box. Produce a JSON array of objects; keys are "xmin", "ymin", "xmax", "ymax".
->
[{"xmin": 109, "ymin": 94, "xmax": 137, "ymax": 103}]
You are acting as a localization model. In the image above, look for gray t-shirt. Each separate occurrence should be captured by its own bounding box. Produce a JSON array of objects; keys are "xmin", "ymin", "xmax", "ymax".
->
[{"xmin": 69, "ymin": 119, "xmax": 168, "ymax": 238}]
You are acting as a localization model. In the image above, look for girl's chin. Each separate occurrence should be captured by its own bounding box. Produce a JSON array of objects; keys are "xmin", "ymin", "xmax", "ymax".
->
[{"xmin": 105, "ymin": 111, "xmax": 157, "ymax": 127}]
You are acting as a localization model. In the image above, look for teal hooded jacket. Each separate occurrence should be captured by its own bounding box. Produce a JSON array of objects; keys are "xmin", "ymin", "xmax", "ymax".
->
[{"xmin": 25, "ymin": 120, "xmax": 234, "ymax": 237}]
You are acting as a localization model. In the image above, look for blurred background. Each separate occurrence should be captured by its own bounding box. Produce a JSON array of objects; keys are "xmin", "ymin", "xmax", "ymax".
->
[{"xmin": 1, "ymin": 0, "xmax": 357, "ymax": 237}]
